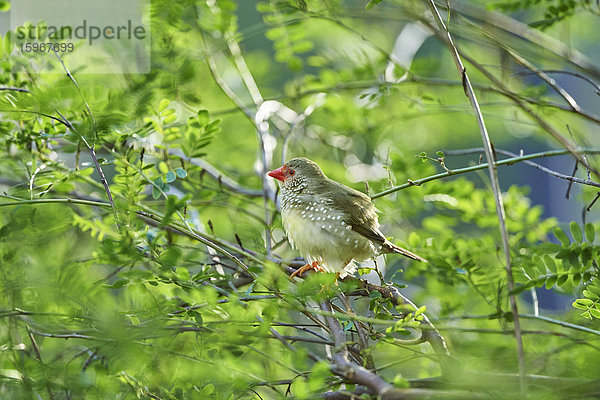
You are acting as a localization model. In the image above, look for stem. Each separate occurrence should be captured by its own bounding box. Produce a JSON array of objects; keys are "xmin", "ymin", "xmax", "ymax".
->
[
  {"xmin": 520, "ymin": 314, "xmax": 600, "ymax": 336},
  {"xmin": 423, "ymin": 0, "xmax": 526, "ymax": 391}
]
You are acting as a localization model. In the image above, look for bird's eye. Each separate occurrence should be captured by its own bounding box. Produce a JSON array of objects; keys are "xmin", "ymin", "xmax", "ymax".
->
[{"xmin": 289, "ymin": 170, "xmax": 295, "ymax": 176}]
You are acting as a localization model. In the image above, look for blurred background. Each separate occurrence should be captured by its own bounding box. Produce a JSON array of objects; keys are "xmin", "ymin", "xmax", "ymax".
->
[{"xmin": 1, "ymin": 0, "xmax": 599, "ymax": 398}]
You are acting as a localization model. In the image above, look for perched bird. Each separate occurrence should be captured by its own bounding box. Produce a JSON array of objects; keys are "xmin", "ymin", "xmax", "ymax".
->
[{"xmin": 268, "ymin": 157, "xmax": 425, "ymax": 278}]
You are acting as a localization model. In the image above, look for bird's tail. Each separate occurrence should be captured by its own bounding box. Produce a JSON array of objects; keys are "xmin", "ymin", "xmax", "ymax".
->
[{"xmin": 383, "ymin": 241, "xmax": 427, "ymax": 262}]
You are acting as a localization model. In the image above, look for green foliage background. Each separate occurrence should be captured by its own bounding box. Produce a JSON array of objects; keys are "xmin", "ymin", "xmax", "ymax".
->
[{"xmin": 0, "ymin": 0, "xmax": 599, "ymax": 399}]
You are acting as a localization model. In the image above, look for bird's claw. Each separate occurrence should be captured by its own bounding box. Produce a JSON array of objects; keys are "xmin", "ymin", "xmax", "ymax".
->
[{"xmin": 290, "ymin": 261, "xmax": 322, "ymax": 279}]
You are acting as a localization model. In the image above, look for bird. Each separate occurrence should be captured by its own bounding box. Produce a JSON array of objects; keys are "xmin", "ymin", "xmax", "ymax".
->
[{"xmin": 267, "ymin": 157, "xmax": 426, "ymax": 278}]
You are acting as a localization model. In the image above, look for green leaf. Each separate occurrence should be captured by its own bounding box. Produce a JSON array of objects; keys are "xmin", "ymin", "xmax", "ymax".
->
[
  {"xmin": 587, "ymin": 285, "xmax": 600, "ymax": 297},
  {"xmin": 544, "ymin": 275, "xmax": 557, "ymax": 289},
  {"xmin": 393, "ymin": 374, "xmax": 410, "ymax": 388},
  {"xmin": 575, "ymin": 298, "xmax": 594, "ymax": 307},
  {"xmin": 343, "ymin": 321, "xmax": 354, "ymax": 332},
  {"xmin": 543, "ymin": 255, "xmax": 556, "ymax": 273},
  {"xmin": 163, "ymin": 114, "xmax": 177, "ymax": 124},
  {"xmin": 176, "ymin": 167, "xmax": 187, "ymax": 178},
  {"xmin": 0, "ymin": 2, "xmax": 10, "ymax": 12},
  {"xmin": 582, "ymin": 311, "xmax": 592, "ymax": 319},
  {"xmin": 201, "ymin": 384, "xmax": 214, "ymax": 396},
  {"xmin": 557, "ymin": 274, "xmax": 568, "ymax": 286},
  {"xmin": 570, "ymin": 221, "xmax": 582, "ymax": 243},
  {"xmin": 205, "ymin": 119, "xmax": 221, "ymax": 133},
  {"xmin": 165, "ymin": 171, "xmax": 176, "ymax": 183},
  {"xmin": 583, "ymin": 289, "xmax": 599, "ymax": 300},
  {"xmin": 152, "ymin": 177, "xmax": 164, "ymax": 200},
  {"xmin": 158, "ymin": 99, "xmax": 170, "ymax": 113},
  {"xmin": 110, "ymin": 278, "xmax": 129, "ymax": 289},
  {"xmin": 572, "ymin": 301, "xmax": 587, "ymax": 310},
  {"xmin": 3, "ymin": 31, "xmax": 11, "ymax": 53},
  {"xmin": 436, "ymin": 151, "xmax": 444, "ymax": 158},
  {"xmin": 585, "ymin": 223, "xmax": 595, "ymax": 242},
  {"xmin": 366, "ymin": 0, "xmax": 384, "ymax": 9},
  {"xmin": 197, "ymin": 110, "xmax": 209, "ymax": 127},
  {"xmin": 158, "ymin": 162, "xmax": 169, "ymax": 174},
  {"xmin": 590, "ymin": 308, "xmax": 600, "ymax": 319},
  {"xmin": 553, "ymin": 227, "xmax": 570, "ymax": 246},
  {"xmin": 415, "ymin": 305, "xmax": 427, "ymax": 316}
]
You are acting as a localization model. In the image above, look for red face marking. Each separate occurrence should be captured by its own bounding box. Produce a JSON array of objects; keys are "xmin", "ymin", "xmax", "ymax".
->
[{"xmin": 267, "ymin": 165, "xmax": 295, "ymax": 181}]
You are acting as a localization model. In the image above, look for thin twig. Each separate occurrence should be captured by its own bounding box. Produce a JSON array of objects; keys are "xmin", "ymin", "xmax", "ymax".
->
[
  {"xmin": 566, "ymin": 161, "xmax": 579, "ymax": 199},
  {"xmin": 507, "ymin": 49, "xmax": 581, "ymax": 112},
  {"xmin": 339, "ymin": 293, "xmax": 375, "ymax": 370},
  {"xmin": 459, "ymin": 49, "xmax": 599, "ymax": 178},
  {"xmin": 168, "ymin": 149, "xmax": 262, "ymax": 197},
  {"xmin": 26, "ymin": 325, "xmax": 55, "ymax": 400},
  {"xmin": 199, "ymin": 25, "xmax": 274, "ymax": 254},
  {"xmin": 444, "ymin": 147, "xmax": 599, "ymax": 192},
  {"xmin": 519, "ymin": 314, "xmax": 600, "ymax": 336},
  {"xmin": 257, "ymin": 316, "xmax": 321, "ymax": 362},
  {"xmin": 0, "ymin": 86, "xmax": 31, "ymax": 93},
  {"xmin": 517, "ymin": 70, "xmax": 600, "ymax": 94},
  {"xmin": 372, "ymin": 148, "xmax": 600, "ymax": 199},
  {"xmin": 348, "ymin": 279, "xmax": 450, "ymax": 356},
  {"xmin": 52, "ymin": 51, "xmax": 121, "ymax": 230},
  {"xmin": 445, "ymin": 0, "xmax": 600, "ymax": 78}
]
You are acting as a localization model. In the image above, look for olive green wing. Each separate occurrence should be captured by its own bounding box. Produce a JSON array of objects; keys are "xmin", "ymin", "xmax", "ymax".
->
[
  {"xmin": 324, "ymin": 180, "xmax": 426, "ymax": 262},
  {"xmin": 323, "ymin": 181, "xmax": 387, "ymax": 243}
]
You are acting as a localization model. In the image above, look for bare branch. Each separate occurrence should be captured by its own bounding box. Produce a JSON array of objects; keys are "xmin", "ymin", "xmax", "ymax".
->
[
  {"xmin": 0, "ymin": 86, "xmax": 31, "ymax": 93},
  {"xmin": 518, "ymin": 70, "xmax": 600, "ymax": 94},
  {"xmin": 443, "ymin": 147, "xmax": 600, "ymax": 189},
  {"xmin": 372, "ymin": 148, "xmax": 600, "ymax": 199}
]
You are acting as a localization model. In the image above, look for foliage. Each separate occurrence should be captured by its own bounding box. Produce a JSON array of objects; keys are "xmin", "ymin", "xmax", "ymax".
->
[{"xmin": 1, "ymin": 0, "xmax": 600, "ymax": 399}]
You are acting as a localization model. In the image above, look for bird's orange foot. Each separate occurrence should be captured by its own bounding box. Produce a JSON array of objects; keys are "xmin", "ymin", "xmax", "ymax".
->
[{"xmin": 290, "ymin": 261, "xmax": 323, "ymax": 279}]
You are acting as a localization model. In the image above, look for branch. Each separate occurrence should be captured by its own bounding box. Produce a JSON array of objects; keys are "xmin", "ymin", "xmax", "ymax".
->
[
  {"xmin": 322, "ymin": 387, "xmax": 483, "ymax": 400},
  {"xmin": 168, "ymin": 148, "xmax": 262, "ymax": 197},
  {"xmin": 0, "ymin": 197, "xmax": 111, "ymax": 208},
  {"xmin": 372, "ymin": 148, "xmax": 600, "ymax": 199},
  {"xmin": 339, "ymin": 293, "xmax": 375, "ymax": 370},
  {"xmin": 213, "ymin": 76, "xmax": 600, "ymax": 124},
  {"xmin": 319, "ymin": 300, "xmax": 396, "ymax": 396},
  {"xmin": 0, "ymin": 86, "xmax": 31, "ymax": 93},
  {"xmin": 447, "ymin": 0, "xmax": 600, "ymax": 78},
  {"xmin": 422, "ymin": 0, "xmax": 525, "ymax": 391},
  {"xmin": 347, "ymin": 279, "xmax": 450, "ymax": 357},
  {"xmin": 460, "ymin": 50, "xmax": 599, "ymax": 177},
  {"xmin": 318, "ymin": 301, "xmax": 476, "ymax": 399},
  {"xmin": 200, "ymin": 23, "xmax": 274, "ymax": 254},
  {"xmin": 518, "ymin": 70, "xmax": 600, "ymax": 94},
  {"xmin": 136, "ymin": 210, "xmax": 259, "ymax": 278},
  {"xmin": 520, "ymin": 314, "xmax": 600, "ymax": 337},
  {"xmin": 443, "ymin": 147, "xmax": 600, "ymax": 188}
]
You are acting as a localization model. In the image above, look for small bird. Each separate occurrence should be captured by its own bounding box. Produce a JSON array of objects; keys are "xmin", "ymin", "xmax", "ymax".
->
[{"xmin": 268, "ymin": 157, "xmax": 425, "ymax": 278}]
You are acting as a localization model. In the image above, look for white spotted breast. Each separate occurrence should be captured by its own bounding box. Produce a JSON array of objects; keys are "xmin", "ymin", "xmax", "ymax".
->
[{"xmin": 281, "ymin": 194, "xmax": 376, "ymax": 272}]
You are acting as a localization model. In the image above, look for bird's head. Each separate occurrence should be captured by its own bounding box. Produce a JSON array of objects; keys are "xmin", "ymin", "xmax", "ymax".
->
[{"xmin": 267, "ymin": 157, "xmax": 327, "ymax": 193}]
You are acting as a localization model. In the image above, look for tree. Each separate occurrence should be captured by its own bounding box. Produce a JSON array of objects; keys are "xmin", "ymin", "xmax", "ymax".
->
[{"xmin": 0, "ymin": 0, "xmax": 599, "ymax": 398}]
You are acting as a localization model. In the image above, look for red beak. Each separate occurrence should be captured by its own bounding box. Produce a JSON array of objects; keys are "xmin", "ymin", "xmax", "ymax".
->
[{"xmin": 267, "ymin": 166, "xmax": 286, "ymax": 181}]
